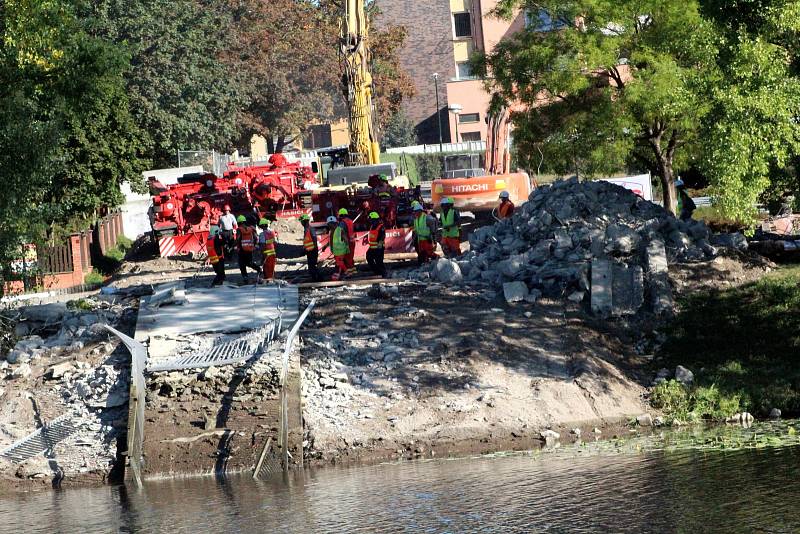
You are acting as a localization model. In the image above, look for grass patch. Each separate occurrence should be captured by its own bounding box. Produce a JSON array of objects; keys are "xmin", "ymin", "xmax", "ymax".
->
[{"xmin": 656, "ymin": 265, "xmax": 800, "ymax": 419}]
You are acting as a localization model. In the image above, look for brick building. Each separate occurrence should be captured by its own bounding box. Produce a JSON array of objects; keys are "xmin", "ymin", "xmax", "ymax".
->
[{"xmin": 375, "ymin": 0, "xmax": 526, "ymax": 144}]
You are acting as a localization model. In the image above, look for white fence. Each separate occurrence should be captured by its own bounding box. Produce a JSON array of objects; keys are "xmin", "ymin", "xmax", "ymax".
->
[{"xmin": 385, "ymin": 141, "xmax": 487, "ymax": 155}]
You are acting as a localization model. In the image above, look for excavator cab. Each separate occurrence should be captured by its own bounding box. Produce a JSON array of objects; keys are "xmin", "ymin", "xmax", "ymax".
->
[{"xmin": 443, "ymin": 154, "xmax": 487, "ymax": 179}]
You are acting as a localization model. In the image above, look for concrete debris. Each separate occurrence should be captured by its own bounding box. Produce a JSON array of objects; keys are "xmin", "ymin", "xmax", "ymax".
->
[
  {"xmin": 675, "ymin": 365, "xmax": 694, "ymax": 386},
  {"xmin": 769, "ymin": 408, "xmax": 782, "ymax": 419},
  {"xmin": 502, "ymin": 281, "xmax": 529, "ymax": 303},
  {"xmin": 409, "ymin": 178, "xmax": 741, "ymax": 316},
  {"xmin": 636, "ymin": 414, "xmax": 653, "ymax": 427},
  {"xmin": 432, "ymin": 258, "xmax": 463, "ymax": 284}
]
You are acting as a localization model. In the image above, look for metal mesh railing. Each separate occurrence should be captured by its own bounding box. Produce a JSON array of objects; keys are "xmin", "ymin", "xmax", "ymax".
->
[{"xmin": 147, "ymin": 318, "xmax": 282, "ymax": 372}]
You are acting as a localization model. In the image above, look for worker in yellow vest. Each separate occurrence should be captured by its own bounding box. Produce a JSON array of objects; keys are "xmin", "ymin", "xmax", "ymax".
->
[
  {"xmin": 327, "ymin": 215, "xmax": 350, "ymax": 281},
  {"xmin": 300, "ymin": 214, "xmax": 321, "ymax": 282},
  {"xmin": 366, "ymin": 211, "xmax": 387, "ymax": 278},
  {"xmin": 258, "ymin": 218, "xmax": 277, "ymax": 282},
  {"xmin": 236, "ymin": 215, "xmax": 261, "ymax": 283},
  {"xmin": 412, "ymin": 201, "xmax": 438, "ymax": 264},
  {"xmin": 206, "ymin": 225, "xmax": 226, "ymax": 286},
  {"xmin": 439, "ymin": 197, "xmax": 461, "ymax": 258}
]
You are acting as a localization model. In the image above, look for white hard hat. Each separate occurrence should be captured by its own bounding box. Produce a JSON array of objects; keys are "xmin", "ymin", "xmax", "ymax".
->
[
  {"xmin": 675, "ymin": 179, "xmax": 685, "ymax": 188},
  {"xmin": 499, "ymin": 191, "xmax": 510, "ymax": 199},
  {"xmin": 413, "ymin": 204, "xmax": 423, "ymax": 211},
  {"xmin": 326, "ymin": 216, "xmax": 337, "ymax": 224}
]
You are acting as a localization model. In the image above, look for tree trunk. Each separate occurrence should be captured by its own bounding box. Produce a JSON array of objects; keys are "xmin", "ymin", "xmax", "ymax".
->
[
  {"xmin": 266, "ymin": 135, "xmax": 275, "ymax": 155},
  {"xmin": 648, "ymin": 128, "xmax": 679, "ymax": 216}
]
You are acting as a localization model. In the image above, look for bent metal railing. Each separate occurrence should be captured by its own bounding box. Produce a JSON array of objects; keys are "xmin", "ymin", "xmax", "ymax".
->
[
  {"xmin": 254, "ymin": 299, "xmax": 315, "ymax": 479},
  {"xmin": 103, "ymin": 325, "xmax": 147, "ymax": 487}
]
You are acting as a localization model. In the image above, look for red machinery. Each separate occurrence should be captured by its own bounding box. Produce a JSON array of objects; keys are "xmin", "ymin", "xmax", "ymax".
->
[
  {"xmin": 311, "ymin": 176, "xmax": 419, "ymax": 259},
  {"xmin": 149, "ymin": 155, "xmax": 319, "ymax": 257},
  {"xmin": 224, "ymin": 155, "xmax": 316, "ymax": 220}
]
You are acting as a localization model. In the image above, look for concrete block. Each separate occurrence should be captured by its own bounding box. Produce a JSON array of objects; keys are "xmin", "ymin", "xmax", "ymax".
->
[
  {"xmin": 611, "ymin": 264, "xmax": 644, "ymax": 316},
  {"xmin": 503, "ymin": 281, "xmax": 529, "ymax": 303},
  {"xmin": 591, "ymin": 259, "xmax": 613, "ymax": 316},
  {"xmin": 645, "ymin": 239, "xmax": 669, "ymax": 275}
]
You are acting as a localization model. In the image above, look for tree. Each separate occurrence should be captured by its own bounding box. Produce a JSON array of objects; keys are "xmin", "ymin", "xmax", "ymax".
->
[
  {"xmin": 226, "ymin": 0, "xmax": 341, "ymax": 154},
  {"xmin": 482, "ymin": 0, "xmax": 800, "ymax": 219},
  {"xmin": 381, "ymin": 111, "xmax": 416, "ymax": 149},
  {"xmin": 90, "ymin": 0, "xmax": 246, "ymax": 167},
  {"xmin": 0, "ymin": 0, "xmax": 147, "ymax": 267}
]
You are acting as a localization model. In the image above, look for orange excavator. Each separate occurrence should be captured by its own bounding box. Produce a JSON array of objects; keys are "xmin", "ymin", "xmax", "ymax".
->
[{"xmin": 431, "ymin": 101, "xmax": 533, "ymax": 214}]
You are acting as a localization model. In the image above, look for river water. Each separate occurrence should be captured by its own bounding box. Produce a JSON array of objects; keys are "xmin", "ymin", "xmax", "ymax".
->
[{"xmin": 2, "ymin": 422, "xmax": 800, "ymax": 533}]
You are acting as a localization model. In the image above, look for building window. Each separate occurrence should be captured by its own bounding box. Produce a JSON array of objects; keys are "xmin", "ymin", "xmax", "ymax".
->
[
  {"xmin": 461, "ymin": 132, "xmax": 482, "ymax": 142},
  {"xmin": 459, "ymin": 113, "xmax": 480, "ymax": 123},
  {"xmin": 524, "ymin": 8, "xmax": 565, "ymax": 31},
  {"xmin": 453, "ymin": 12, "xmax": 472, "ymax": 38},
  {"xmin": 456, "ymin": 61, "xmax": 475, "ymax": 80}
]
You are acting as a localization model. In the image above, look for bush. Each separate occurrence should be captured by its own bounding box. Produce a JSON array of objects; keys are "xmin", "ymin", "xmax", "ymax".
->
[
  {"xmin": 651, "ymin": 380, "xmax": 741, "ymax": 424},
  {"xmin": 84, "ymin": 270, "xmax": 105, "ymax": 286}
]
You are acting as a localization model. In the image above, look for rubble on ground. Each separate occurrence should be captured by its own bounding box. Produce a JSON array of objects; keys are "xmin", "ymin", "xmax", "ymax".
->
[
  {"xmin": 0, "ymin": 295, "xmax": 138, "ymax": 481},
  {"xmin": 408, "ymin": 178, "xmax": 749, "ymax": 316}
]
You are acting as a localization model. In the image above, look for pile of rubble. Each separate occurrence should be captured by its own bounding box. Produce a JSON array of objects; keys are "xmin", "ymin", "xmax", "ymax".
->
[
  {"xmin": 412, "ymin": 178, "xmax": 748, "ymax": 316},
  {"xmin": 0, "ymin": 296, "xmax": 137, "ymax": 481}
]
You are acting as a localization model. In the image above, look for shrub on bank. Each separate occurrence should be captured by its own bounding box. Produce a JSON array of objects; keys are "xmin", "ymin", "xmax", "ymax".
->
[{"xmin": 654, "ymin": 266, "xmax": 800, "ymax": 419}]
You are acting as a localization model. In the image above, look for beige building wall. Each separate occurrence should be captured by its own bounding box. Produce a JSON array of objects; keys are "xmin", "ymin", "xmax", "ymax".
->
[{"xmin": 443, "ymin": 0, "xmax": 524, "ymax": 143}]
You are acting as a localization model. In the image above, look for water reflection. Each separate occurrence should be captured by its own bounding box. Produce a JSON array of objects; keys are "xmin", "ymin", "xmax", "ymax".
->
[{"xmin": 3, "ymin": 423, "xmax": 800, "ymax": 533}]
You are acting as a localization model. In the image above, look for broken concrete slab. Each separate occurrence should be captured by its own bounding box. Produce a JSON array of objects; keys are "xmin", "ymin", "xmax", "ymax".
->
[{"xmin": 432, "ymin": 259, "xmax": 463, "ymax": 284}]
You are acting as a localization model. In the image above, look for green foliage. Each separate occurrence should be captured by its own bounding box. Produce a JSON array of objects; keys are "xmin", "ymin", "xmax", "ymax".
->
[
  {"xmin": 90, "ymin": 0, "xmax": 245, "ymax": 167},
  {"xmin": 414, "ymin": 154, "xmax": 445, "ymax": 182},
  {"xmin": 84, "ymin": 270, "xmax": 105, "ymax": 286},
  {"xmin": 0, "ymin": 0, "xmax": 148, "ymax": 265},
  {"xmin": 484, "ymin": 0, "xmax": 800, "ymax": 220},
  {"xmin": 658, "ymin": 265, "xmax": 800, "ymax": 417},
  {"xmin": 652, "ymin": 380, "xmax": 742, "ymax": 423},
  {"xmin": 382, "ymin": 112, "xmax": 417, "ymax": 150}
]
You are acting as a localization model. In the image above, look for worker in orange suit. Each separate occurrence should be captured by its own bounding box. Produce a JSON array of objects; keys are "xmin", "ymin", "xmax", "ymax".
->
[
  {"xmin": 206, "ymin": 225, "xmax": 226, "ymax": 286},
  {"xmin": 236, "ymin": 215, "xmax": 261, "ymax": 283},
  {"xmin": 366, "ymin": 211, "xmax": 387, "ymax": 278},
  {"xmin": 258, "ymin": 218, "xmax": 277, "ymax": 282},
  {"xmin": 498, "ymin": 190, "xmax": 515, "ymax": 219},
  {"xmin": 338, "ymin": 208, "xmax": 356, "ymax": 275}
]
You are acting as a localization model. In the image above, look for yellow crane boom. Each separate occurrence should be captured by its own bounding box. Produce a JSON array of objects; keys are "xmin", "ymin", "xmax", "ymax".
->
[{"xmin": 342, "ymin": 0, "xmax": 380, "ymax": 165}]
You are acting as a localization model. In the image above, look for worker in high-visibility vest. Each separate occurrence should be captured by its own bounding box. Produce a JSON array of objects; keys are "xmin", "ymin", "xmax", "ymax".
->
[
  {"xmin": 497, "ymin": 191, "xmax": 515, "ymax": 219},
  {"xmin": 338, "ymin": 208, "xmax": 356, "ymax": 275},
  {"xmin": 327, "ymin": 215, "xmax": 350, "ymax": 281},
  {"xmin": 206, "ymin": 225, "xmax": 226, "ymax": 286},
  {"xmin": 412, "ymin": 201, "xmax": 438, "ymax": 264},
  {"xmin": 366, "ymin": 211, "xmax": 387, "ymax": 278},
  {"xmin": 439, "ymin": 197, "xmax": 461, "ymax": 258},
  {"xmin": 236, "ymin": 215, "xmax": 261, "ymax": 283},
  {"xmin": 258, "ymin": 218, "xmax": 277, "ymax": 282},
  {"xmin": 300, "ymin": 214, "xmax": 321, "ymax": 282}
]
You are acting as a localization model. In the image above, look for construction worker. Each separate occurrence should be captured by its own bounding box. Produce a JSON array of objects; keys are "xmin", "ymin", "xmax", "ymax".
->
[
  {"xmin": 439, "ymin": 197, "xmax": 461, "ymax": 258},
  {"xmin": 219, "ymin": 204, "xmax": 238, "ymax": 258},
  {"xmin": 300, "ymin": 214, "xmax": 322, "ymax": 282},
  {"xmin": 236, "ymin": 215, "xmax": 261, "ymax": 282},
  {"xmin": 258, "ymin": 218, "xmax": 277, "ymax": 282},
  {"xmin": 206, "ymin": 225, "xmax": 226, "ymax": 286},
  {"xmin": 412, "ymin": 201, "xmax": 438, "ymax": 264},
  {"xmin": 366, "ymin": 211, "xmax": 387, "ymax": 278},
  {"xmin": 374, "ymin": 174, "xmax": 398, "ymax": 227},
  {"xmin": 328, "ymin": 215, "xmax": 350, "ymax": 281},
  {"xmin": 675, "ymin": 179, "xmax": 696, "ymax": 222},
  {"xmin": 498, "ymin": 191, "xmax": 515, "ymax": 219},
  {"xmin": 338, "ymin": 208, "xmax": 356, "ymax": 275}
]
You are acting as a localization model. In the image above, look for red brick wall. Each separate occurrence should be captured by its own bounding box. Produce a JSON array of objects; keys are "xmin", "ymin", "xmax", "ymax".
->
[{"xmin": 374, "ymin": 0, "xmax": 455, "ymax": 144}]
